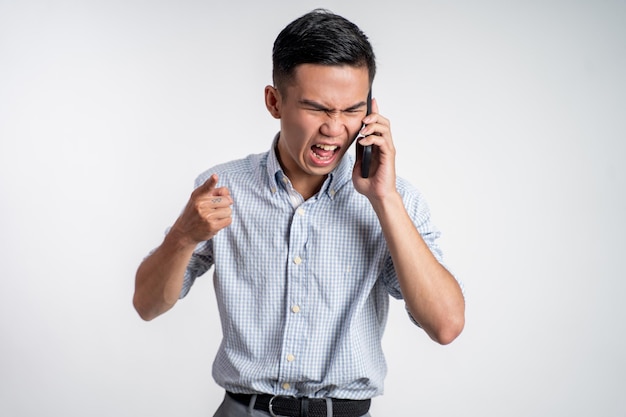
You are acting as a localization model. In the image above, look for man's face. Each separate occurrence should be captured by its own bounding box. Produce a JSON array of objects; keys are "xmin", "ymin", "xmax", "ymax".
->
[{"xmin": 269, "ymin": 64, "xmax": 370, "ymax": 183}]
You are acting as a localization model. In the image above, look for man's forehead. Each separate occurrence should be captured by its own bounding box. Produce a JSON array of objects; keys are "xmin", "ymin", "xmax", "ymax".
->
[{"xmin": 288, "ymin": 64, "xmax": 369, "ymax": 101}]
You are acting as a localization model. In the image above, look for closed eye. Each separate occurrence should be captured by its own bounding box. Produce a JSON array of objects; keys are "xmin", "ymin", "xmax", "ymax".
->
[{"xmin": 299, "ymin": 99, "xmax": 367, "ymax": 115}]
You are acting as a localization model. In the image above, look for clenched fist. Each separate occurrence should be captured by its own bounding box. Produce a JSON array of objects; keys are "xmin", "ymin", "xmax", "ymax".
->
[{"xmin": 170, "ymin": 173, "xmax": 233, "ymax": 245}]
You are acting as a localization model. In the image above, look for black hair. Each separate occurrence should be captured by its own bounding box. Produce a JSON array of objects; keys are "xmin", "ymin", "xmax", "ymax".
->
[{"xmin": 272, "ymin": 8, "xmax": 376, "ymax": 92}]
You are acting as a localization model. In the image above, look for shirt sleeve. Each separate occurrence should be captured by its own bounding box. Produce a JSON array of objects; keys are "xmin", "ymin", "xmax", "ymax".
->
[{"xmin": 179, "ymin": 239, "xmax": 214, "ymax": 299}]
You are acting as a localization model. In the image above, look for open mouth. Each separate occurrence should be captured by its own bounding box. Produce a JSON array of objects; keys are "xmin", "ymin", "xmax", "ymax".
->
[{"xmin": 311, "ymin": 144, "xmax": 339, "ymax": 161}]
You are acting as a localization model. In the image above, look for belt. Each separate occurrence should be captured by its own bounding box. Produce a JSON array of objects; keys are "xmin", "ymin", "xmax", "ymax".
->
[{"xmin": 227, "ymin": 391, "xmax": 371, "ymax": 417}]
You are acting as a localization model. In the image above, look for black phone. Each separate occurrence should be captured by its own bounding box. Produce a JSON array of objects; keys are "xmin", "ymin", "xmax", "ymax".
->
[{"xmin": 360, "ymin": 89, "xmax": 373, "ymax": 178}]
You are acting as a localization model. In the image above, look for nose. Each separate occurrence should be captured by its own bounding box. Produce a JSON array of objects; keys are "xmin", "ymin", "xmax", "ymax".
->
[{"xmin": 319, "ymin": 112, "xmax": 345, "ymax": 137}]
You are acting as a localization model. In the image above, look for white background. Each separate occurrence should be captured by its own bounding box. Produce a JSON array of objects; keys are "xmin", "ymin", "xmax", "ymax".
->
[{"xmin": 1, "ymin": 1, "xmax": 625, "ymax": 416}]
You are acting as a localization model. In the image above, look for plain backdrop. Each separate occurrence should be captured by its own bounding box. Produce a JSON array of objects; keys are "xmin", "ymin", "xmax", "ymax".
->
[{"xmin": 1, "ymin": 1, "xmax": 625, "ymax": 416}]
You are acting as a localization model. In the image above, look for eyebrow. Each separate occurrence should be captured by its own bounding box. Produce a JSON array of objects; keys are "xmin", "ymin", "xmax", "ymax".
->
[{"xmin": 299, "ymin": 99, "xmax": 367, "ymax": 112}]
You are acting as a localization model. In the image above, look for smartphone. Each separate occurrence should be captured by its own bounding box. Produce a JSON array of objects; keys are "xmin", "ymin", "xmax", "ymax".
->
[{"xmin": 360, "ymin": 89, "xmax": 373, "ymax": 178}]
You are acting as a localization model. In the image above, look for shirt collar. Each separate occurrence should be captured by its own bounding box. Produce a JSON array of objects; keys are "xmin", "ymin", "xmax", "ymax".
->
[
  {"xmin": 266, "ymin": 133, "xmax": 282, "ymax": 196},
  {"xmin": 265, "ymin": 132, "xmax": 355, "ymax": 200}
]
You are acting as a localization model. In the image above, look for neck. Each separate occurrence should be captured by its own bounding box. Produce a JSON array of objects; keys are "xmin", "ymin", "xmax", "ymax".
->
[
  {"xmin": 291, "ymin": 175, "xmax": 326, "ymax": 201},
  {"xmin": 274, "ymin": 145, "xmax": 327, "ymax": 200}
]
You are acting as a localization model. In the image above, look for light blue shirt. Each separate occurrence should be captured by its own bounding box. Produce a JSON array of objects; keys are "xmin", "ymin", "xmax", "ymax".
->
[{"xmin": 180, "ymin": 137, "xmax": 446, "ymax": 400}]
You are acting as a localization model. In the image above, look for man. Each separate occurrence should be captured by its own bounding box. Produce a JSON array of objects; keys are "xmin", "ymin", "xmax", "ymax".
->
[{"xmin": 134, "ymin": 9, "xmax": 464, "ymax": 417}]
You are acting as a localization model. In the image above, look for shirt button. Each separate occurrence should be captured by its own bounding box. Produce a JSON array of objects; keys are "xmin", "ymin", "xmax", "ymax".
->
[
  {"xmin": 293, "ymin": 256, "xmax": 302, "ymax": 265},
  {"xmin": 291, "ymin": 305, "xmax": 301, "ymax": 313},
  {"xmin": 297, "ymin": 207, "xmax": 305, "ymax": 216},
  {"xmin": 282, "ymin": 382, "xmax": 291, "ymax": 390},
  {"xmin": 286, "ymin": 354, "xmax": 295, "ymax": 362}
]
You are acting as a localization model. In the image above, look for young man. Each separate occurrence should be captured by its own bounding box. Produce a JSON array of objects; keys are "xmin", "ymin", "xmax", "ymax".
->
[{"xmin": 134, "ymin": 9, "xmax": 464, "ymax": 417}]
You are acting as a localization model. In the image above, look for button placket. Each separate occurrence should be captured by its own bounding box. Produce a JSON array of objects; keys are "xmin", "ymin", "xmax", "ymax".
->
[{"xmin": 278, "ymin": 200, "xmax": 310, "ymax": 392}]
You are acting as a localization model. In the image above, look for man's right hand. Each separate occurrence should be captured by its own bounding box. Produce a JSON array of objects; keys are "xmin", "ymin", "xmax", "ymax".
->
[
  {"xmin": 133, "ymin": 173, "xmax": 232, "ymax": 321},
  {"xmin": 171, "ymin": 173, "xmax": 233, "ymax": 246}
]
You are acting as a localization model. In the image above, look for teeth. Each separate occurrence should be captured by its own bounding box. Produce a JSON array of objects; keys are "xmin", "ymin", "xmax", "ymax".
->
[{"xmin": 315, "ymin": 144, "xmax": 338, "ymax": 151}]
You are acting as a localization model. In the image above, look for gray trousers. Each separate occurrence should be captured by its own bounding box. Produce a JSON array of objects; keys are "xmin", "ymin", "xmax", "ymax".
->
[{"xmin": 212, "ymin": 393, "xmax": 372, "ymax": 417}]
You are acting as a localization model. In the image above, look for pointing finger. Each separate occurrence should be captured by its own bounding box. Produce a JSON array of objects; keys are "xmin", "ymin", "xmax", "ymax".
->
[
  {"xmin": 197, "ymin": 174, "xmax": 218, "ymax": 194},
  {"xmin": 194, "ymin": 174, "xmax": 224, "ymax": 199}
]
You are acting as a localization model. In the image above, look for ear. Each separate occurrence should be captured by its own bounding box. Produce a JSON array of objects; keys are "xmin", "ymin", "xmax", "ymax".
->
[{"xmin": 264, "ymin": 85, "xmax": 281, "ymax": 119}]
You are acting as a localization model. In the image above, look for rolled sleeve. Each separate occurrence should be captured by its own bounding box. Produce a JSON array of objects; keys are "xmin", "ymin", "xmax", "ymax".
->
[{"xmin": 179, "ymin": 239, "xmax": 214, "ymax": 299}]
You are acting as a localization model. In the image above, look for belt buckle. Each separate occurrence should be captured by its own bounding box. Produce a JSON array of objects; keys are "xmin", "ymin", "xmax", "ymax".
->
[{"xmin": 268, "ymin": 395, "xmax": 295, "ymax": 417}]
